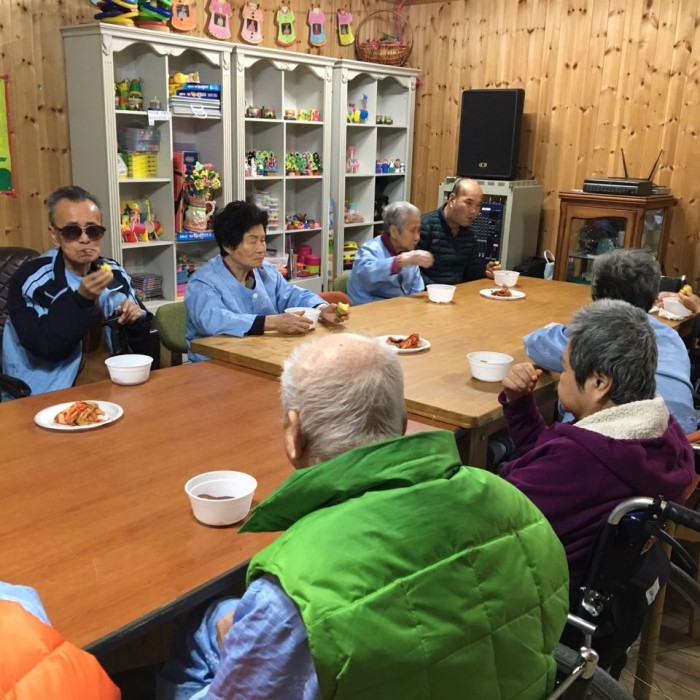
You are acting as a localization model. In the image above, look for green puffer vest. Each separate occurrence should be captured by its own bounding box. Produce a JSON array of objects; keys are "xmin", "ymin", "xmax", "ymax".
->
[{"xmin": 241, "ymin": 431, "xmax": 569, "ymax": 700}]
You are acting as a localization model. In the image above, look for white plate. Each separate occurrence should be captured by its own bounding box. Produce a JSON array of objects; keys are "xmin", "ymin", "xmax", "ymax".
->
[
  {"xmin": 34, "ymin": 401, "xmax": 124, "ymax": 431},
  {"xmin": 377, "ymin": 335, "xmax": 431, "ymax": 354},
  {"xmin": 480, "ymin": 288, "xmax": 527, "ymax": 301}
]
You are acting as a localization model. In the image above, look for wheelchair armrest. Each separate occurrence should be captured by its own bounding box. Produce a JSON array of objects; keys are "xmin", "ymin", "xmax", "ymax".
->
[{"xmin": 0, "ymin": 372, "xmax": 32, "ymax": 399}]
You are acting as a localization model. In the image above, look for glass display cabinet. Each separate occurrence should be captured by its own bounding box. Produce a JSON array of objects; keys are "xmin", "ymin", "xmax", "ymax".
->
[{"xmin": 554, "ymin": 190, "xmax": 675, "ymax": 283}]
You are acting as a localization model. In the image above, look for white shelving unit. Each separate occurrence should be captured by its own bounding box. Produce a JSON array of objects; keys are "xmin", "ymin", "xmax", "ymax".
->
[
  {"xmin": 61, "ymin": 24, "xmax": 233, "ymax": 308},
  {"xmin": 232, "ymin": 46, "xmax": 334, "ymax": 294},
  {"xmin": 331, "ymin": 60, "xmax": 419, "ymax": 280}
]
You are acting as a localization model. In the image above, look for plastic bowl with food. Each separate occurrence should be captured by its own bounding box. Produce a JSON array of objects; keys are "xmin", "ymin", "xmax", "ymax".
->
[
  {"xmin": 285, "ymin": 306, "xmax": 321, "ymax": 329},
  {"xmin": 426, "ymin": 284, "xmax": 456, "ymax": 304},
  {"xmin": 185, "ymin": 470, "xmax": 258, "ymax": 527},
  {"xmin": 104, "ymin": 354, "xmax": 153, "ymax": 385},
  {"xmin": 493, "ymin": 270, "xmax": 520, "ymax": 288},
  {"xmin": 468, "ymin": 351, "xmax": 514, "ymax": 382}
]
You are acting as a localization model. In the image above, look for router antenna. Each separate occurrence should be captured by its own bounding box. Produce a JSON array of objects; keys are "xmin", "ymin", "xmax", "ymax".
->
[
  {"xmin": 647, "ymin": 149, "xmax": 664, "ymax": 182},
  {"xmin": 621, "ymin": 148, "xmax": 629, "ymax": 178}
]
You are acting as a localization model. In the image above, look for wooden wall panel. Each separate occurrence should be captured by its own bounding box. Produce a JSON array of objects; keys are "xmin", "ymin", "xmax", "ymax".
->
[
  {"xmin": 4, "ymin": 0, "xmax": 700, "ymax": 283},
  {"xmin": 407, "ymin": 0, "xmax": 700, "ymax": 283}
]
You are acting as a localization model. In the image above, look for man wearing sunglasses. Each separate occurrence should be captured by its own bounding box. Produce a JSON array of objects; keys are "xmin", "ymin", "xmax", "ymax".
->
[{"xmin": 2, "ymin": 185, "xmax": 151, "ymax": 397}]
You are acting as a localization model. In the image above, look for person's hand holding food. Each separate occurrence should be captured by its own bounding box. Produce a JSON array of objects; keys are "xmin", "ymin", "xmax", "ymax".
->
[
  {"xmin": 502, "ymin": 362, "xmax": 543, "ymax": 403},
  {"xmin": 485, "ymin": 260, "xmax": 502, "ymax": 279},
  {"xmin": 398, "ymin": 250, "xmax": 434, "ymax": 268},
  {"xmin": 78, "ymin": 266, "xmax": 113, "ymax": 301},
  {"xmin": 319, "ymin": 302, "xmax": 350, "ymax": 325},
  {"xmin": 678, "ymin": 284, "xmax": 700, "ymax": 313}
]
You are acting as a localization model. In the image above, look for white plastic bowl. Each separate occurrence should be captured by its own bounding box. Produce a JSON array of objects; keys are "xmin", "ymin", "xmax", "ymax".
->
[
  {"xmin": 426, "ymin": 284, "xmax": 456, "ymax": 304},
  {"xmin": 468, "ymin": 351, "xmax": 514, "ymax": 382},
  {"xmin": 285, "ymin": 306, "xmax": 321, "ymax": 328},
  {"xmin": 104, "ymin": 354, "xmax": 153, "ymax": 385},
  {"xmin": 663, "ymin": 297, "xmax": 692, "ymax": 319},
  {"xmin": 493, "ymin": 270, "xmax": 520, "ymax": 288},
  {"xmin": 185, "ymin": 470, "xmax": 257, "ymax": 527}
]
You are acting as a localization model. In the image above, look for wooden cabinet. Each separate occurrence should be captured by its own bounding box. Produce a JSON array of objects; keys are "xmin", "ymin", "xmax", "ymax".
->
[
  {"xmin": 231, "ymin": 46, "xmax": 334, "ymax": 294},
  {"xmin": 554, "ymin": 190, "xmax": 675, "ymax": 283},
  {"xmin": 330, "ymin": 60, "xmax": 418, "ymax": 281},
  {"xmin": 61, "ymin": 24, "xmax": 233, "ymax": 308}
]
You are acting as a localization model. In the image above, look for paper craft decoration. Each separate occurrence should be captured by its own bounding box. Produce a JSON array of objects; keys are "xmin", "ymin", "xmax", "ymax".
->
[
  {"xmin": 276, "ymin": 4, "xmax": 295, "ymax": 46},
  {"xmin": 308, "ymin": 6, "xmax": 326, "ymax": 47},
  {"xmin": 0, "ymin": 76, "xmax": 14, "ymax": 194},
  {"xmin": 207, "ymin": 0, "xmax": 232, "ymax": 39},
  {"xmin": 241, "ymin": 2, "xmax": 263, "ymax": 44},
  {"xmin": 171, "ymin": 0, "xmax": 197, "ymax": 30},
  {"xmin": 337, "ymin": 7, "xmax": 354, "ymax": 46}
]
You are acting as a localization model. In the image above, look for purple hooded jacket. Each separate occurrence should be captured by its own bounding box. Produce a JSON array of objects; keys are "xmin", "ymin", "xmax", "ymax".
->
[{"xmin": 499, "ymin": 393, "xmax": 694, "ymax": 591}]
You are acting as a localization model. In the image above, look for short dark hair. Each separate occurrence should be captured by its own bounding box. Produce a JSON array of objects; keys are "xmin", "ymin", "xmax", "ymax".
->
[
  {"xmin": 213, "ymin": 200, "xmax": 268, "ymax": 256},
  {"xmin": 567, "ymin": 298, "xmax": 657, "ymax": 405},
  {"xmin": 47, "ymin": 186, "xmax": 102, "ymax": 227},
  {"xmin": 591, "ymin": 248, "xmax": 661, "ymax": 311}
]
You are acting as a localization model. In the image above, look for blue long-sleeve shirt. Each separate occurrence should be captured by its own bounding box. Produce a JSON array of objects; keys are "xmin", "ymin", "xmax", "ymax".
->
[
  {"xmin": 347, "ymin": 233, "xmax": 424, "ymax": 305},
  {"xmin": 523, "ymin": 315, "xmax": 697, "ymax": 433},
  {"xmin": 185, "ymin": 257, "xmax": 325, "ymax": 362}
]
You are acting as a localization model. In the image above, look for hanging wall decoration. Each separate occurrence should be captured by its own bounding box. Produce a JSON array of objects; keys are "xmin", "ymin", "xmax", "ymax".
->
[
  {"xmin": 0, "ymin": 76, "xmax": 15, "ymax": 195},
  {"xmin": 275, "ymin": 3, "xmax": 295, "ymax": 47},
  {"xmin": 171, "ymin": 0, "xmax": 198, "ymax": 31},
  {"xmin": 337, "ymin": 5, "xmax": 354, "ymax": 46},
  {"xmin": 307, "ymin": 6, "xmax": 326, "ymax": 47},
  {"xmin": 241, "ymin": 2, "xmax": 264, "ymax": 44},
  {"xmin": 207, "ymin": 0, "xmax": 233, "ymax": 39}
]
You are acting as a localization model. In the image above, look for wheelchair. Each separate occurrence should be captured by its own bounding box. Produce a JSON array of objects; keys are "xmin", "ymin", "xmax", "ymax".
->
[{"xmin": 550, "ymin": 495, "xmax": 700, "ymax": 698}]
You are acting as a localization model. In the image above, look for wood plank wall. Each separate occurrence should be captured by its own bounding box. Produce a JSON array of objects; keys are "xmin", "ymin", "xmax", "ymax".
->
[{"xmin": 2, "ymin": 0, "xmax": 700, "ymax": 283}]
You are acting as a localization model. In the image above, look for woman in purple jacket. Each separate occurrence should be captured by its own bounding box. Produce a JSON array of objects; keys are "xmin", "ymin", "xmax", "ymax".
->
[{"xmin": 499, "ymin": 299, "xmax": 695, "ymax": 592}]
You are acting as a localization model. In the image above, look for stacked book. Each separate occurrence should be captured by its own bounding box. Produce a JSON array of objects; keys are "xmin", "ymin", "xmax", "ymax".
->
[
  {"xmin": 169, "ymin": 82, "xmax": 221, "ymax": 118},
  {"xmin": 131, "ymin": 272, "xmax": 164, "ymax": 301}
]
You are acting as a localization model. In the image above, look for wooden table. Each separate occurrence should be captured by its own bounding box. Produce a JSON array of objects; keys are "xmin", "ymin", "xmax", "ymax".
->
[
  {"xmin": 1, "ymin": 360, "xmax": 446, "ymax": 654},
  {"xmin": 192, "ymin": 278, "xmax": 594, "ymax": 465},
  {"xmin": 1, "ymin": 362, "xmax": 297, "ymax": 654}
]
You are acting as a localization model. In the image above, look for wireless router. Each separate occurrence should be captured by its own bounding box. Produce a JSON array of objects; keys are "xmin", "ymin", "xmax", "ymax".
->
[{"xmin": 582, "ymin": 149, "xmax": 662, "ymax": 196}]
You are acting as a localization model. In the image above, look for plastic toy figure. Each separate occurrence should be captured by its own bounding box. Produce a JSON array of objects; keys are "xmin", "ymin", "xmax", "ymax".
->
[
  {"xmin": 127, "ymin": 78, "xmax": 144, "ymax": 110},
  {"xmin": 308, "ymin": 5, "xmax": 326, "ymax": 47},
  {"xmin": 337, "ymin": 6, "xmax": 354, "ymax": 46},
  {"xmin": 275, "ymin": 3, "xmax": 295, "ymax": 47},
  {"xmin": 241, "ymin": 2, "xmax": 263, "ymax": 44},
  {"xmin": 116, "ymin": 79, "xmax": 130, "ymax": 110},
  {"xmin": 207, "ymin": 0, "xmax": 232, "ymax": 40}
]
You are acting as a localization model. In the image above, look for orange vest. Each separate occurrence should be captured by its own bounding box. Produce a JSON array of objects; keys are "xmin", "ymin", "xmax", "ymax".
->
[{"xmin": 0, "ymin": 601, "xmax": 120, "ymax": 699}]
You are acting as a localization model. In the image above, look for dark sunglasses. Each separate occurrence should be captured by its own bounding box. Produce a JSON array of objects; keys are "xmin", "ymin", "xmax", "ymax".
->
[{"xmin": 54, "ymin": 224, "xmax": 106, "ymax": 242}]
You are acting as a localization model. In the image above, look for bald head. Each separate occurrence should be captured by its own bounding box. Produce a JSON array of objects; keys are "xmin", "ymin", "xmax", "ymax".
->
[
  {"xmin": 281, "ymin": 333, "xmax": 407, "ymax": 466},
  {"xmin": 445, "ymin": 178, "xmax": 483, "ymax": 230}
]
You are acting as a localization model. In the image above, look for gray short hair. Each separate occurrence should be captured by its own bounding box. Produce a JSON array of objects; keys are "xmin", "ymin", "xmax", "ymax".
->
[
  {"xmin": 382, "ymin": 201, "xmax": 420, "ymax": 232},
  {"xmin": 46, "ymin": 186, "xmax": 102, "ymax": 227},
  {"xmin": 567, "ymin": 299, "xmax": 657, "ymax": 404},
  {"xmin": 591, "ymin": 248, "xmax": 661, "ymax": 311},
  {"xmin": 280, "ymin": 333, "xmax": 406, "ymax": 464}
]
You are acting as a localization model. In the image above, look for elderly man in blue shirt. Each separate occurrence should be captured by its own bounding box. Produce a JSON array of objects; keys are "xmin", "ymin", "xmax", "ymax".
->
[
  {"xmin": 524, "ymin": 248, "xmax": 697, "ymax": 432},
  {"xmin": 347, "ymin": 201, "xmax": 434, "ymax": 305}
]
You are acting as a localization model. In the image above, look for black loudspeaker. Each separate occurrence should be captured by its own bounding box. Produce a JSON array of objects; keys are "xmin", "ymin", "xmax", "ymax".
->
[{"xmin": 456, "ymin": 88, "xmax": 525, "ymax": 180}]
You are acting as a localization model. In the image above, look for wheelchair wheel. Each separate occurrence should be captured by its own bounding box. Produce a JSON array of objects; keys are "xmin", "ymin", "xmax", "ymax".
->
[
  {"xmin": 554, "ymin": 644, "xmax": 634, "ymax": 699},
  {"xmin": 668, "ymin": 562, "xmax": 700, "ymax": 610}
]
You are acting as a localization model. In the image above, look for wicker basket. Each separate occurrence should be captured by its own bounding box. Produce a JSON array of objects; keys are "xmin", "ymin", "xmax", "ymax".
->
[{"xmin": 355, "ymin": 10, "xmax": 413, "ymax": 67}]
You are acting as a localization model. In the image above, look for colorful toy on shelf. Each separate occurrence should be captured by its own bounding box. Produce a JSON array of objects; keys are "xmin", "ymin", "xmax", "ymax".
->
[
  {"xmin": 285, "ymin": 151, "xmax": 322, "ymax": 176},
  {"xmin": 285, "ymin": 212, "xmax": 321, "ymax": 231},
  {"xmin": 337, "ymin": 6, "xmax": 354, "ymax": 46},
  {"xmin": 344, "ymin": 202, "xmax": 364, "ymax": 224},
  {"xmin": 135, "ymin": 0, "xmax": 173, "ymax": 31},
  {"xmin": 376, "ymin": 115, "xmax": 394, "ymax": 125},
  {"xmin": 241, "ymin": 1, "xmax": 263, "ymax": 44},
  {"xmin": 295, "ymin": 108, "xmax": 320, "ymax": 121},
  {"xmin": 245, "ymin": 149, "xmax": 278, "ymax": 176},
  {"xmin": 170, "ymin": 0, "xmax": 197, "ymax": 32},
  {"xmin": 207, "ymin": 0, "xmax": 233, "ymax": 40},
  {"xmin": 127, "ymin": 78, "xmax": 144, "ymax": 110},
  {"xmin": 121, "ymin": 198, "xmax": 162, "ymax": 242},
  {"xmin": 342, "ymin": 240, "xmax": 359, "ymax": 268},
  {"xmin": 347, "ymin": 102, "xmax": 359, "ymax": 123},
  {"xmin": 262, "ymin": 106, "xmax": 276, "ymax": 118},
  {"xmin": 115, "ymin": 79, "xmax": 130, "ymax": 109},
  {"xmin": 346, "ymin": 145, "xmax": 359, "ymax": 174},
  {"xmin": 284, "ymin": 109, "xmax": 297, "ymax": 120},
  {"xmin": 94, "ymin": 0, "xmax": 139, "ymax": 27},
  {"xmin": 168, "ymin": 70, "xmax": 201, "ymax": 96},
  {"xmin": 359, "ymin": 94, "xmax": 369, "ymax": 122},
  {"xmin": 307, "ymin": 5, "xmax": 326, "ymax": 47},
  {"xmin": 275, "ymin": 3, "xmax": 295, "ymax": 46},
  {"xmin": 246, "ymin": 105, "xmax": 261, "ymax": 118}
]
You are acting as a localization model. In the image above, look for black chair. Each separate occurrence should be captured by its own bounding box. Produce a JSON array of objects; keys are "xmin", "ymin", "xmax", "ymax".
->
[
  {"xmin": 658, "ymin": 274, "xmax": 686, "ymax": 293},
  {"xmin": 0, "ymin": 247, "xmax": 39, "ymax": 399}
]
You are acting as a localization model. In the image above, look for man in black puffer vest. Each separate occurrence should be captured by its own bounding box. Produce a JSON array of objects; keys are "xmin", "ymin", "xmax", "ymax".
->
[{"xmin": 418, "ymin": 177, "xmax": 500, "ymax": 285}]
